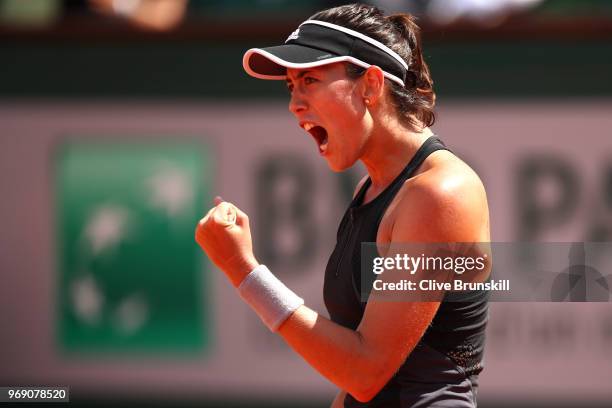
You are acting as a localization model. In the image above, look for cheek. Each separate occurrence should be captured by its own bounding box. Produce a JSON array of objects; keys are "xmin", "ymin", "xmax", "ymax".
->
[
  {"xmin": 314, "ymin": 81, "xmax": 366, "ymax": 149},
  {"xmin": 327, "ymin": 80, "xmax": 360, "ymax": 111},
  {"xmin": 328, "ymin": 92, "xmax": 363, "ymax": 129}
]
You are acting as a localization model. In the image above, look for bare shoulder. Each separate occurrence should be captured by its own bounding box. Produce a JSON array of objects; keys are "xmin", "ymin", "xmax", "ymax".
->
[
  {"xmin": 412, "ymin": 152, "xmax": 487, "ymax": 209},
  {"xmin": 389, "ymin": 152, "xmax": 489, "ymax": 242}
]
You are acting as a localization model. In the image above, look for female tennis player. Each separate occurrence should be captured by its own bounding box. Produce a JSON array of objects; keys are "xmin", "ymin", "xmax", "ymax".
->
[{"xmin": 196, "ymin": 4, "xmax": 490, "ymax": 407}]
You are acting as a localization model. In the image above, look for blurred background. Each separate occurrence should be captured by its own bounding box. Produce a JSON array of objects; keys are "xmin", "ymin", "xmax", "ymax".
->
[{"xmin": 1, "ymin": 0, "xmax": 611, "ymax": 407}]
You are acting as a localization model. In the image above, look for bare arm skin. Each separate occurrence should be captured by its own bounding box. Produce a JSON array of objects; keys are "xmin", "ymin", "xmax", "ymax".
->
[
  {"xmin": 276, "ymin": 167, "xmax": 489, "ymax": 402},
  {"xmin": 196, "ymin": 161, "xmax": 489, "ymax": 403}
]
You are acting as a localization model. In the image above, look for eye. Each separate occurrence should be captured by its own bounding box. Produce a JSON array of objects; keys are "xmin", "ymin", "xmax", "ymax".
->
[
  {"xmin": 304, "ymin": 77, "xmax": 317, "ymax": 85},
  {"xmin": 286, "ymin": 82, "xmax": 294, "ymax": 93}
]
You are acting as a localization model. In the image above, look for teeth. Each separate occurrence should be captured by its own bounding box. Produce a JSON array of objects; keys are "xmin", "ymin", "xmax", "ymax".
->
[
  {"xmin": 320, "ymin": 138, "xmax": 328, "ymax": 153},
  {"xmin": 303, "ymin": 123, "xmax": 314, "ymax": 131}
]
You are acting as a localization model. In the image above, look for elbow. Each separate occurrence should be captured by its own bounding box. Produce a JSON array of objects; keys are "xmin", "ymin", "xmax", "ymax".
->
[
  {"xmin": 351, "ymin": 389, "xmax": 377, "ymax": 404},
  {"xmin": 348, "ymin": 366, "xmax": 389, "ymax": 403},
  {"xmin": 345, "ymin": 334, "xmax": 400, "ymax": 403},
  {"xmin": 350, "ymin": 383, "xmax": 383, "ymax": 403}
]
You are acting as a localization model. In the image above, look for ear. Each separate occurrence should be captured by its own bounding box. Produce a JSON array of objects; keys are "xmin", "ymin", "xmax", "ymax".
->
[{"xmin": 361, "ymin": 65, "xmax": 385, "ymax": 105}]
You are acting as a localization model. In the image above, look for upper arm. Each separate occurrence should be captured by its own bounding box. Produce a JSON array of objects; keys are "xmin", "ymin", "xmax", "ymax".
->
[{"xmin": 353, "ymin": 170, "xmax": 488, "ymax": 398}]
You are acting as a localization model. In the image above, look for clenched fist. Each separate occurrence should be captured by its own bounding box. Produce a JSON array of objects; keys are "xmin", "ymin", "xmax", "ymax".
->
[{"xmin": 195, "ymin": 197, "xmax": 259, "ymax": 287}]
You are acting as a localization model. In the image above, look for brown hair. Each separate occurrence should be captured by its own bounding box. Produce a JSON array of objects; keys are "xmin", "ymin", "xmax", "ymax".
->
[{"xmin": 309, "ymin": 4, "xmax": 436, "ymax": 130}]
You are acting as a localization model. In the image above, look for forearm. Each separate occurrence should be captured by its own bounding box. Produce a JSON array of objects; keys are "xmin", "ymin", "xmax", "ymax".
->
[
  {"xmin": 230, "ymin": 263, "xmax": 427, "ymax": 402},
  {"xmin": 277, "ymin": 305, "xmax": 380, "ymax": 401}
]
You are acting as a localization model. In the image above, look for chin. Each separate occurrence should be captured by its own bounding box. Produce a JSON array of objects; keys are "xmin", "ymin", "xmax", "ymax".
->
[
  {"xmin": 327, "ymin": 164, "xmax": 344, "ymax": 173},
  {"xmin": 326, "ymin": 156, "xmax": 355, "ymax": 173}
]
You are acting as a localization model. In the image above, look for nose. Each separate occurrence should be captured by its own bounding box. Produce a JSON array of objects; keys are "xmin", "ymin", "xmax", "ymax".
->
[{"xmin": 288, "ymin": 89, "xmax": 307, "ymax": 115}]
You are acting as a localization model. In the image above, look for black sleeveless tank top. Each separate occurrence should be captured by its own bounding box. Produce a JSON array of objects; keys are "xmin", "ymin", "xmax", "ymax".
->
[{"xmin": 323, "ymin": 136, "xmax": 489, "ymax": 408}]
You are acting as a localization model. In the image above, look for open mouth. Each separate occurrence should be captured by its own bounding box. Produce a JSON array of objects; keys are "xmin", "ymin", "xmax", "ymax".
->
[{"xmin": 302, "ymin": 123, "xmax": 329, "ymax": 154}]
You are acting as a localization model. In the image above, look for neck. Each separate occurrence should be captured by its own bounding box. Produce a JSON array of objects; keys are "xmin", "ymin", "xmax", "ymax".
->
[{"xmin": 360, "ymin": 116, "xmax": 433, "ymax": 192}]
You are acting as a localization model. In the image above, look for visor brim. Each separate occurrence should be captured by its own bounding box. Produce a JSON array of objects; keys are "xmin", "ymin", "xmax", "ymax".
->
[
  {"xmin": 243, "ymin": 44, "xmax": 343, "ymax": 80},
  {"xmin": 242, "ymin": 45, "xmax": 405, "ymax": 86}
]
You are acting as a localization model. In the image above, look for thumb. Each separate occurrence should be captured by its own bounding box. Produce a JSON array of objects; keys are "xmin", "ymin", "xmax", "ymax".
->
[
  {"xmin": 213, "ymin": 201, "xmax": 237, "ymax": 226},
  {"xmin": 214, "ymin": 196, "xmax": 224, "ymax": 206}
]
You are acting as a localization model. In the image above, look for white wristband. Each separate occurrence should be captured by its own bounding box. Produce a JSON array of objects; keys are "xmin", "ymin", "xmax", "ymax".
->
[{"xmin": 238, "ymin": 265, "xmax": 304, "ymax": 332}]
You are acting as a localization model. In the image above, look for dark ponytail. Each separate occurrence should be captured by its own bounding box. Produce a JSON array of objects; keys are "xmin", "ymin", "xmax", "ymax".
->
[
  {"xmin": 387, "ymin": 13, "xmax": 436, "ymax": 128},
  {"xmin": 310, "ymin": 4, "xmax": 436, "ymax": 130}
]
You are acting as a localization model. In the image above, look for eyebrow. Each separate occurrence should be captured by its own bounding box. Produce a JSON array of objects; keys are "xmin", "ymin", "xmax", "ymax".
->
[{"xmin": 286, "ymin": 70, "xmax": 313, "ymax": 84}]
